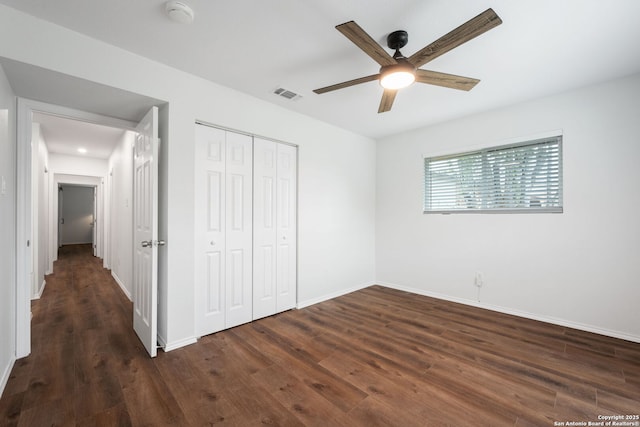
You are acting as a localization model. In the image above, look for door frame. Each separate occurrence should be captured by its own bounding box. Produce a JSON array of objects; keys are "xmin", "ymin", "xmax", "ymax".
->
[
  {"xmin": 15, "ymin": 98, "xmax": 135, "ymax": 357},
  {"xmin": 55, "ymin": 178, "xmax": 102, "ymax": 253}
]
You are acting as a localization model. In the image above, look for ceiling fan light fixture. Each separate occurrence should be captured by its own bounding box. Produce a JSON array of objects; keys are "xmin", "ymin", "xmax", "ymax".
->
[
  {"xmin": 380, "ymin": 62, "xmax": 416, "ymax": 90},
  {"xmin": 380, "ymin": 70, "xmax": 415, "ymax": 90}
]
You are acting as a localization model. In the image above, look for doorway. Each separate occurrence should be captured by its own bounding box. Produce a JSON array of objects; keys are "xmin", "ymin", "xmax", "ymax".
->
[
  {"xmin": 16, "ymin": 99, "xmax": 140, "ymax": 358},
  {"xmin": 58, "ymin": 184, "xmax": 96, "ymax": 252}
]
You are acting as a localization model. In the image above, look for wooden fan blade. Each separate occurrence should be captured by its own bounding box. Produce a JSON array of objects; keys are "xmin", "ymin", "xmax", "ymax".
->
[
  {"xmin": 336, "ymin": 21, "xmax": 396, "ymax": 67},
  {"xmin": 378, "ymin": 89, "xmax": 397, "ymax": 113},
  {"xmin": 313, "ymin": 74, "xmax": 379, "ymax": 94},
  {"xmin": 408, "ymin": 8, "xmax": 502, "ymax": 68},
  {"xmin": 415, "ymin": 69, "xmax": 480, "ymax": 91}
]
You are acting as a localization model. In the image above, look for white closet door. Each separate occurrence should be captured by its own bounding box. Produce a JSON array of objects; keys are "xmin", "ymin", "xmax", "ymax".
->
[
  {"xmin": 224, "ymin": 132, "xmax": 253, "ymax": 328},
  {"xmin": 253, "ymin": 138, "xmax": 277, "ymax": 319},
  {"xmin": 195, "ymin": 125, "xmax": 226, "ymax": 336},
  {"xmin": 276, "ymin": 143, "xmax": 297, "ymax": 312}
]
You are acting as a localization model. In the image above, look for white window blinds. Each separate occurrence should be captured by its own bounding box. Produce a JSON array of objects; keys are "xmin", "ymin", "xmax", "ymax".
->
[{"xmin": 424, "ymin": 136, "xmax": 562, "ymax": 213}]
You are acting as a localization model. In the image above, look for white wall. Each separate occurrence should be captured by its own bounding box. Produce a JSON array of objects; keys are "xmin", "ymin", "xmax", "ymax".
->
[
  {"xmin": 59, "ymin": 185, "xmax": 94, "ymax": 245},
  {"xmin": 107, "ymin": 130, "xmax": 134, "ymax": 299},
  {"xmin": 0, "ymin": 63, "xmax": 16, "ymax": 396},
  {"xmin": 49, "ymin": 153, "xmax": 108, "ymax": 178},
  {"xmin": 0, "ymin": 5, "xmax": 377, "ymax": 350},
  {"xmin": 38, "ymin": 133, "xmax": 50, "ymax": 276},
  {"xmin": 30, "ymin": 123, "xmax": 50, "ymax": 298},
  {"xmin": 376, "ymin": 73, "xmax": 640, "ymax": 342}
]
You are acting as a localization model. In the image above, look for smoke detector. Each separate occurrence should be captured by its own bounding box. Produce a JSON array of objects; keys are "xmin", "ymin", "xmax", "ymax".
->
[{"xmin": 165, "ymin": 1, "xmax": 194, "ymax": 24}]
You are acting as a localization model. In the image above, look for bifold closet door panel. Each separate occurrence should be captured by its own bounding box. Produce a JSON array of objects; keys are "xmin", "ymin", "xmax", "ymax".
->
[
  {"xmin": 253, "ymin": 138, "xmax": 297, "ymax": 320},
  {"xmin": 276, "ymin": 142, "xmax": 297, "ymax": 312},
  {"xmin": 224, "ymin": 132, "xmax": 253, "ymax": 329},
  {"xmin": 194, "ymin": 125, "xmax": 226, "ymax": 336},
  {"xmin": 253, "ymin": 138, "xmax": 278, "ymax": 320}
]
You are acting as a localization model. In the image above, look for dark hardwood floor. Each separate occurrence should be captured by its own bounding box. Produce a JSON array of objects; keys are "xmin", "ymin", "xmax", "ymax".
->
[{"xmin": 1, "ymin": 244, "xmax": 639, "ymax": 426}]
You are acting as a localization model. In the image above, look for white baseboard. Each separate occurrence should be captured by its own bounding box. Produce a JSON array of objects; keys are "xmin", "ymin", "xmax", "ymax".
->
[
  {"xmin": 0, "ymin": 355, "xmax": 16, "ymax": 398},
  {"xmin": 38, "ymin": 279, "xmax": 46, "ymax": 298},
  {"xmin": 378, "ymin": 281, "xmax": 640, "ymax": 344},
  {"xmin": 111, "ymin": 272, "xmax": 132, "ymax": 301},
  {"xmin": 297, "ymin": 281, "xmax": 375, "ymax": 309},
  {"xmin": 31, "ymin": 279, "xmax": 46, "ymax": 300},
  {"xmin": 160, "ymin": 336, "xmax": 197, "ymax": 352}
]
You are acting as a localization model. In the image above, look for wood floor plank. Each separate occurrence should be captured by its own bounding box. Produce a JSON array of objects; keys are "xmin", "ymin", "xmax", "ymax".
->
[
  {"xmin": 0, "ymin": 392, "xmax": 23, "ymax": 427},
  {"xmin": 223, "ymin": 375, "xmax": 307, "ymax": 427},
  {"xmin": 76, "ymin": 402, "xmax": 133, "ymax": 427},
  {"xmin": 596, "ymin": 388, "xmax": 640, "ymax": 414},
  {"xmin": 16, "ymin": 397, "xmax": 75, "ymax": 427},
  {"xmin": 251, "ymin": 363, "xmax": 353, "ymax": 426},
  {"xmin": 230, "ymin": 323, "xmax": 368, "ymax": 413},
  {"xmin": 154, "ymin": 348, "xmax": 240, "ymax": 425},
  {"xmin": 346, "ymin": 395, "xmax": 434, "ymax": 427},
  {"xmin": 2, "ymin": 359, "xmax": 32, "ymax": 397},
  {"xmin": 319, "ymin": 350, "xmax": 504, "ymax": 426}
]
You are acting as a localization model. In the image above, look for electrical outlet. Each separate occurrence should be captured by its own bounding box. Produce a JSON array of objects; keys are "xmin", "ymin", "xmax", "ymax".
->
[{"xmin": 475, "ymin": 272, "xmax": 484, "ymax": 287}]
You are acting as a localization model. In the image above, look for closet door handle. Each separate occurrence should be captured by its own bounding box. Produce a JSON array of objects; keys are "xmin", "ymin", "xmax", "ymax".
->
[{"xmin": 141, "ymin": 240, "xmax": 151, "ymax": 248}]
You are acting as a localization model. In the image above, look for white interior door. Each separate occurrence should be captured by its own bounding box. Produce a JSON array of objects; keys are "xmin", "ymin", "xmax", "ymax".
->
[
  {"xmin": 253, "ymin": 138, "xmax": 297, "ymax": 319},
  {"xmin": 276, "ymin": 143, "xmax": 297, "ymax": 312},
  {"xmin": 92, "ymin": 186, "xmax": 97, "ymax": 256},
  {"xmin": 195, "ymin": 125, "xmax": 227, "ymax": 335},
  {"xmin": 224, "ymin": 131, "xmax": 253, "ymax": 329},
  {"xmin": 133, "ymin": 106, "xmax": 159, "ymax": 357},
  {"xmin": 253, "ymin": 138, "xmax": 277, "ymax": 319},
  {"xmin": 58, "ymin": 187, "xmax": 63, "ymax": 247}
]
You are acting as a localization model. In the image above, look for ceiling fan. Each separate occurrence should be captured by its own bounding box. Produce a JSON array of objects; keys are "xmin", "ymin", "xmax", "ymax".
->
[{"xmin": 313, "ymin": 8, "xmax": 502, "ymax": 113}]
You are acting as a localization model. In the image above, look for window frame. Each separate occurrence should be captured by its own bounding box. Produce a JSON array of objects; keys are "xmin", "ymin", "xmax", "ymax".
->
[{"xmin": 423, "ymin": 135, "xmax": 563, "ymax": 215}]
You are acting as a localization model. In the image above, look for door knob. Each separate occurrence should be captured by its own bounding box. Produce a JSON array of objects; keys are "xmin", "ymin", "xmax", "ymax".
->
[
  {"xmin": 141, "ymin": 240, "xmax": 151, "ymax": 247},
  {"xmin": 155, "ymin": 240, "xmax": 166, "ymax": 247}
]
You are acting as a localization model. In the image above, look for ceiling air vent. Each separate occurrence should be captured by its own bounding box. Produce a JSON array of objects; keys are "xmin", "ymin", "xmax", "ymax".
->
[{"xmin": 273, "ymin": 87, "xmax": 302, "ymax": 101}]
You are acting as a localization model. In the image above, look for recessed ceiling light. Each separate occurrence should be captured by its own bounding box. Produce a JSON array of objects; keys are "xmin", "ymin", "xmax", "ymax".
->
[
  {"xmin": 165, "ymin": 1, "xmax": 195, "ymax": 24},
  {"xmin": 77, "ymin": 147, "xmax": 87, "ymax": 154}
]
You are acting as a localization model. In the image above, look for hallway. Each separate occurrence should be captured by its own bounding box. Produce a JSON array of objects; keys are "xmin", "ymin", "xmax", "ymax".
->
[{"xmin": 0, "ymin": 244, "xmax": 150, "ymax": 425}]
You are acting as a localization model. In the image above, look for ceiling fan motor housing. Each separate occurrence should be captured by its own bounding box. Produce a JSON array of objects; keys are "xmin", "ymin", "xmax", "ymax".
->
[
  {"xmin": 387, "ymin": 30, "xmax": 409, "ymax": 51},
  {"xmin": 380, "ymin": 58, "xmax": 415, "ymax": 76}
]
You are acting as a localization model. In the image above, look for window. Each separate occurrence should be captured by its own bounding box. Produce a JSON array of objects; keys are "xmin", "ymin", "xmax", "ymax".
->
[{"xmin": 424, "ymin": 136, "xmax": 562, "ymax": 213}]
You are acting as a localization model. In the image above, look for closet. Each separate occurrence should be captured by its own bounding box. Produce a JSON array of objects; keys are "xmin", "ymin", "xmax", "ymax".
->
[{"xmin": 194, "ymin": 125, "xmax": 297, "ymax": 337}]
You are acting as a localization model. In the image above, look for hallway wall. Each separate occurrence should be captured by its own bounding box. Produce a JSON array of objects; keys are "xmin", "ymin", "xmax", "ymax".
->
[
  {"xmin": 49, "ymin": 153, "xmax": 108, "ymax": 177},
  {"xmin": 31, "ymin": 122, "xmax": 50, "ymax": 299},
  {"xmin": 107, "ymin": 130, "xmax": 134, "ymax": 299},
  {"xmin": 0, "ymin": 63, "xmax": 16, "ymax": 396}
]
